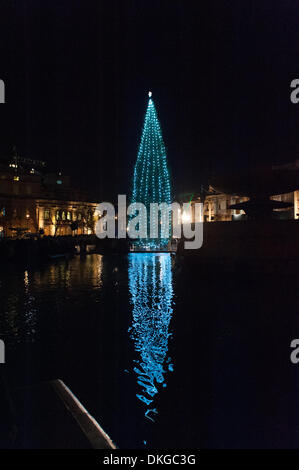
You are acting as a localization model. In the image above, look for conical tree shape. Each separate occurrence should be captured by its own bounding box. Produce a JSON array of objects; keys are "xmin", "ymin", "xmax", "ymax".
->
[{"xmin": 131, "ymin": 94, "xmax": 171, "ymax": 249}]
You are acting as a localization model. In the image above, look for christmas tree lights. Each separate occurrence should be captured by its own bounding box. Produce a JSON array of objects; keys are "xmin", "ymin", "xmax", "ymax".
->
[{"xmin": 131, "ymin": 92, "xmax": 171, "ymax": 249}]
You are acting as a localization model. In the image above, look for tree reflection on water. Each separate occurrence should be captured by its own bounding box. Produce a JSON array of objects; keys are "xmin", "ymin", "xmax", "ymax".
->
[{"xmin": 128, "ymin": 253, "xmax": 174, "ymax": 422}]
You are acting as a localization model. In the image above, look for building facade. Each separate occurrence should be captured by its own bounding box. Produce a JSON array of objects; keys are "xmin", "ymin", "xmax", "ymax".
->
[
  {"xmin": 189, "ymin": 188, "xmax": 298, "ymax": 222},
  {"xmin": 0, "ymin": 152, "xmax": 98, "ymax": 237}
]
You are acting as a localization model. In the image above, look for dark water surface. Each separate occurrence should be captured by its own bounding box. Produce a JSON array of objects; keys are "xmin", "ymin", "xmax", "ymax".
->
[{"xmin": 1, "ymin": 253, "xmax": 299, "ymax": 448}]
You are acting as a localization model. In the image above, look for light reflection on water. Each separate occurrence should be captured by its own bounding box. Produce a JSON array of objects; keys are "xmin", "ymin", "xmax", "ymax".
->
[
  {"xmin": 0, "ymin": 269, "xmax": 37, "ymax": 344},
  {"xmin": 0, "ymin": 255, "xmax": 104, "ymax": 346},
  {"xmin": 0, "ymin": 253, "xmax": 175, "ymax": 445},
  {"xmin": 128, "ymin": 253, "xmax": 174, "ymax": 423},
  {"xmin": 0, "ymin": 253, "xmax": 298, "ymax": 448}
]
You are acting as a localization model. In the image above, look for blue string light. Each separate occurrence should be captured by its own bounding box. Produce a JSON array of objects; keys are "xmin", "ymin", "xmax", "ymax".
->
[{"xmin": 131, "ymin": 93, "xmax": 171, "ymax": 249}]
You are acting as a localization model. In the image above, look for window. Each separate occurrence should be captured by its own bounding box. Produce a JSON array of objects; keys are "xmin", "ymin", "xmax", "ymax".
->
[
  {"xmin": 73, "ymin": 212, "xmax": 77, "ymax": 221},
  {"xmin": 78, "ymin": 213, "xmax": 82, "ymax": 221},
  {"xmin": 56, "ymin": 180, "xmax": 62, "ymax": 185},
  {"xmin": 67, "ymin": 211, "xmax": 71, "ymax": 220},
  {"xmin": 62, "ymin": 211, "xmax": 66, "ymax": 220},
  {"xmin": 13, "ymin": 176, "xmax": 19, "ymax": 182},
  {"xmin": 56, "ymin": 210, "xmax": 60, "ymax": 220},
  {"xmin": 44, "ymin": 210, "xmax": 50, "ymax": 220}
]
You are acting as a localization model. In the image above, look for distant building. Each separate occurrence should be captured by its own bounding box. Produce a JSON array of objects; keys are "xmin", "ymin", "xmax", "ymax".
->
[
  {"xmin": 0, "ymin": 149, "xmax": 98, "ymax": 237},
  {"xmin": 188, "ymin": 187, "xmax": 298, "ymax": 222}
]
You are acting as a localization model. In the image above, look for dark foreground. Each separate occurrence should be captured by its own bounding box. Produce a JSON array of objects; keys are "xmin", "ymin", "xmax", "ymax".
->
[{"xmin": 0, "ymin": 251, "xmax": 299, "ymax": 448}]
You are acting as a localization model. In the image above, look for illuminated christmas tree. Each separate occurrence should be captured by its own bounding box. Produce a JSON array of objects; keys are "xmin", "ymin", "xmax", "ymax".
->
[{"xmin": 131, "ymin": 92, "xmax": 171, "ymax": 249}]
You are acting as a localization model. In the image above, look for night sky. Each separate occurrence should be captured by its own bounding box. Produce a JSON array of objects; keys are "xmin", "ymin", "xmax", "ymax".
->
[{"xmin": 1, "ymin": 0, "xmax": 299, "ymax": 200}]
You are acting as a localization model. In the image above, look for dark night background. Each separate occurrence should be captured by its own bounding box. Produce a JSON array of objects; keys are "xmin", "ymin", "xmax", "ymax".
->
[{"xmin": 0, "ymin": 0, "xmax": 299, "ymax": 201}]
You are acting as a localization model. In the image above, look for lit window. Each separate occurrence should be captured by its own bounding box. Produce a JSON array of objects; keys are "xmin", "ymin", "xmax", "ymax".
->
[
  {"xmin": 13, "ymin": 176, "xmax": 19, "ymax": 181},
  {"xmin": 56, "ymin": 180, "xmax": 62, "ymax": 185},
  {"xmin": 62, "ymin": 211, "xmax": 66, "ymax": 220},
  {"xmin": 44, "ymin": 210, "xmax": 50, "ymax": 220},
  {"xmin": 67, "ymin": 211, "xmax": 71, "ymax": 220},
  {"xmin": 78, "ymin": 213, "xmax": 82, "ymax": 220},
  {"xmin": 56, "ymin": 210, "xmax": 60, "ymax": 220}
]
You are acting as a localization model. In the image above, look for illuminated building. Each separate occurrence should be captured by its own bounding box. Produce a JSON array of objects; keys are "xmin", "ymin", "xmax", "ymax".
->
[
  {"xmin": 0, "ymin": 149, "xmax": 98, "ymax": 237},
  {"xmin": 184, "ymin": 187, "xmax": 297, "ymax": 222}
]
